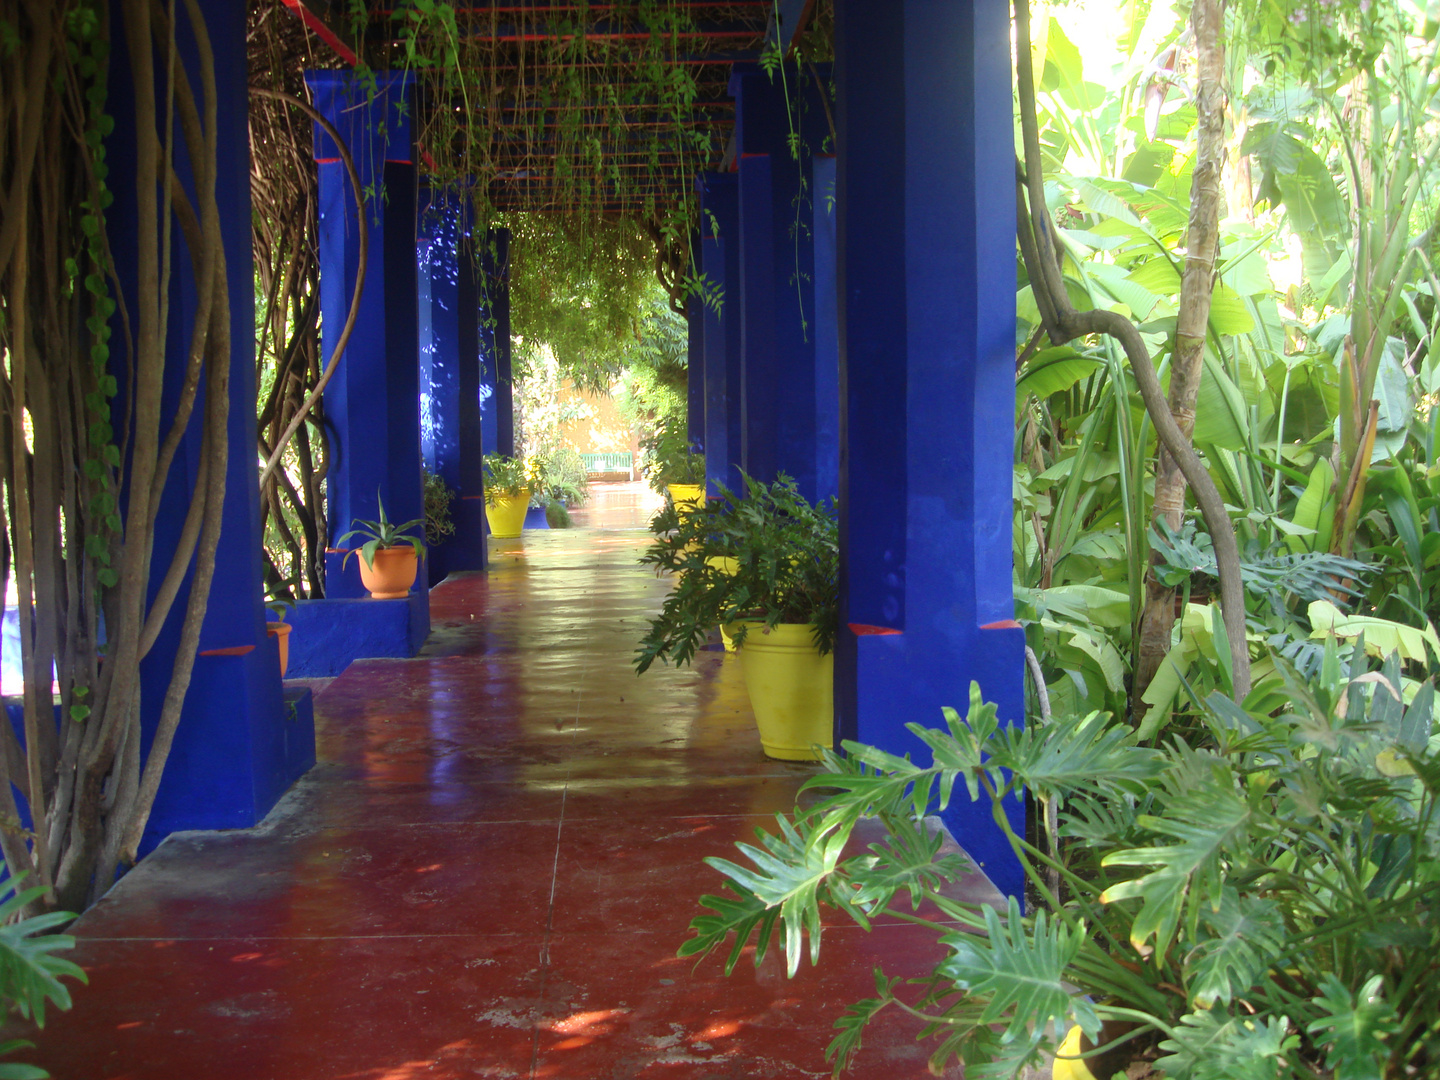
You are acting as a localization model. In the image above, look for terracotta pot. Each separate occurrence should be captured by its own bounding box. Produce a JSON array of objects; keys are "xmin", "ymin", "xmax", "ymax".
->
[
  {"xmin": 266, "ymin": 621, "xmax": 292, "ymax": 678},
  {"xmin": 356, "ymin": 545, "xmax": 419, "ymax": 599}
]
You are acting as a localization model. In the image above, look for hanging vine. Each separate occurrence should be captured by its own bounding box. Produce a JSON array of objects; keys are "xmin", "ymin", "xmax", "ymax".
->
[{"xmin": 0, "ymin": 0, "xmax": 234, "ymax": 909}]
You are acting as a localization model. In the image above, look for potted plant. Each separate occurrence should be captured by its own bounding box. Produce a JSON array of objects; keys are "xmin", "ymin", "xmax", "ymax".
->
[
  {"xmin": 681, "ymin": 641, "xmax": 1440, "ymax": 1079},
  {"xmin": 483, "ymin": 453, "xmax": 530, "ymax": 539},
  {"xmin": 263, "ymin": 578, "xmax": 298, "ymax": 678},
  {"xmin": 532, "ymin": 447, "xmax": 588, "ymax": 528},
  {"xmin": 335, "ymin": 493, "xmax": 427, "ymax": 599},
  {"xmin": 641, "ymin": 422, "xmax": 707, "ymax": 513},
  {"xmin": 635, "ymin": 473, "xmax": 838, "ymax": 760}
]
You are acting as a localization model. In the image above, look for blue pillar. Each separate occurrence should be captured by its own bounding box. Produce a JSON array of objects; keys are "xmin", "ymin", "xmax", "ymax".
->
[
  {"xmin": 812, "ymin": 154, "xmax": 840, "ymax": 504},
  {"xmin": 730, "ymin": 66, "xmax": 831, "ymax": 502},
  {"xmin": 419, "ymin": 190, "xmax": 487, "ymax": 582},
  {"xmin": 687, "ymin": 293, "xmax": 704, "ymax": 453},
  {"xmin": 108, "ymin": 0, "xmax": 314, "ymax": 849},
  {"xmin": 698, "ymin": 171, "xmax": 743, "ymax": 495},
  {"xmin": 287, "ymin": 71, "xmax": 428, "ymax": 676},
  {"xmin": 478, "ymin": 229, "xmax": 514, "ymax": 459},
  {"xmin": 306, "ymin": 71, "xmax": 426, "ymax": 605},
  {"xmin": 833, "ymin": 0, "xmax": 1025, "ymax": 897}
]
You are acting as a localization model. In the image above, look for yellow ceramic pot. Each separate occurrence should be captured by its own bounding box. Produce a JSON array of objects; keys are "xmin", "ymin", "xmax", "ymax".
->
[
  {"xmin": 356, "ymin": 546, "xmax": 419, "ymax": 599},
  {"xmin": 733, "ymin": 621, "xmax": 833, "ymax": 760},
  {"xmin": 1052, "ymin": 1026, "xmax": 1097, "ymax": 1080},
  {"xmin": 666, "ymin": 483, "xmax": 705, "ymax": 514},
  {"xmin": 707, "ymin": 557, "xmax": 740, "ymax": 651},
  {"xmin": 485, "ymin": 491, "xmax": 529, "ymax": 539}
]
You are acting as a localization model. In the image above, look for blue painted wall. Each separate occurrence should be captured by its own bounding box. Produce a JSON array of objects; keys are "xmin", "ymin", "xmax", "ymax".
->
[
  {"xmin": 833, "ymin": 0, "xmax": 1025, "ymax": 897},
  {"xmin": 478, "ymin": 229, "xmax": 514, "ymax": 459},
  {"xmin": 687, "ymin": 293, "xmax": 705, "ymax": 454},
  {"xmin": 729, "ymin": 66, "xmax": 833, "ymax": 502},
  {"xmin": 101, "ymin": 0, "xmax": 312, "ymax": 851},
  {"xmin": 698, "ymin": 172, "xmax": 743, "ymax": 495},
  {"xmin": 812, "ymin": 154, "xmax": 840, "ymax": 504},
  {"xmin": 419, "ymin": 190, "xmax": 487, "ymax": 582},
  {"xmin": 305, "ymin": 72, "xmax": 426, "ymax": 621}
]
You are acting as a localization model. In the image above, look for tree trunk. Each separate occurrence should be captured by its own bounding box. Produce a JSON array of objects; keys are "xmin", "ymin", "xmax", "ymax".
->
[{"xmin": 1131, "ymin": 0, "xmax": 1228, "ymax": 720}]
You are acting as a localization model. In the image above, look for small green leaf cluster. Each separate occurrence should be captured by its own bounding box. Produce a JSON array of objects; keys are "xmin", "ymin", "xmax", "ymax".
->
[
  {"xmin": 335, "ymin": 491, "xmax": 427, "ymax": 571},
  {"xmin": 65, "ymin": 0, "xmax": 121, "ymax": 594},
  {"xmin": 422, "ymin": 468, "xmax": 456, "ymax": 546},
  {"xmin": 635, "ymin": 473, "xmax": 837, "ymax": 673},
  {"xmin": 0, "ymin": 875, "xmax": 85, "ymax": 1079},
  {"xmin": 681, "ymin": 639, "xmax": 1440, "ymax": 1078},
  {"xmin": 638, "ymin": 419, "xmax": 704, "ymax": 491},
  {"xmin": 482, "ymin": 453, "xmax": 530, "ymax": 504}
]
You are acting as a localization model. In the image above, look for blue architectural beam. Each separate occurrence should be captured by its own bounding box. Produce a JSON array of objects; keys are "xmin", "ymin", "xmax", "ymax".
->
[{"xmin": 833, "ymin": 0, "xmax": 1025, "ymax": 896}]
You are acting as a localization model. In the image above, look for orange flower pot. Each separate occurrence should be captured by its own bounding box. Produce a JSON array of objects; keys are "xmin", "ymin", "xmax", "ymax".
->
[
  {"xmin": 266, "ymin": 621, "xmax": 292, "ymax": 678},
  {"xmin": 356, "ymin": 546, "xmax": 419, "ymax": 599}
]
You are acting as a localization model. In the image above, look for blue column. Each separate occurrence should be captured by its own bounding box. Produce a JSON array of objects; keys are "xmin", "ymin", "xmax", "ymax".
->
[
  {"xmin": 306, "ymin": 71, "xmax": 425, "ymax": 609},
  {"xmin": 687, "ymin": 294, "xmax": 704, "ymax": 453},
  {"xmin": 730, "ymin": 66, "xmax": 831, "ymax": 502},
  {"xmin": 833, "ymin": 0, "xmax": 1025, "ymax": 897},
  {"xmin": 813, "ymin": 154, "xmax": 840, "ymax": 504},
  {"xmin": 478, "ymin": 229, "xmax": 514, "ymax": 459},
  {"xmin": 286, "ymin": 70, "xmax": 428, "ymax": 676},
  {"xmin": 109, "ymin": 0, "xmax": 313, "ymax": 849},
  {"xmin": 696, "ymin": 174, "xmax": 743, "ymax": 498},
  {"xmin": 698, "ymin": 172, "xmax": 741, "ymax": 494},
  {"xmin": 418, "ymin": 189, "xmax": 486, "ymax": 582}
]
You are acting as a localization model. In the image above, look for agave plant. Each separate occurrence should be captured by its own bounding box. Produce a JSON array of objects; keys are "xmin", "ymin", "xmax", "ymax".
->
[
  {"xmin": 334, "ymin": 492, "xmax": 427, "ymax": 572},
  {"xmin": 681, "ymin": 640, "xmax": 1440, "ymax": 1079}
]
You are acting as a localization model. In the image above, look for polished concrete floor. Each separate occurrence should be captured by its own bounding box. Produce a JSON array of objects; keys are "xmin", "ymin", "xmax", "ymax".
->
[{"xmin": 29, "ymin": 489, "xmax": 984, "ymax": 1079}]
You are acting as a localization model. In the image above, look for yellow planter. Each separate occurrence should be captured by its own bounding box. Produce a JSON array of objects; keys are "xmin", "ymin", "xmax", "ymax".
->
[
  {"xmin": 485, "ymin": 491, "xmax": 530, "ymax": 539},
  {"xmin": 708, "ymin": 557, "xmax": 740, "ymax": 651},
  {"xmin": 733, "ymin": 621, "xmax": 833, "ymax": 761},
  {"xmin": 667, "ymin": 483, "xmax": 705, "ymax": 514},
  {"xmin": 1052, "ymin": 1026, "xmax": 1097, "ymax": 1080}
]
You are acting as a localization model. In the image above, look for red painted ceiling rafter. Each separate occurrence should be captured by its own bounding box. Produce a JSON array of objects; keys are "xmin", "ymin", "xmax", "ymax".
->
[{"xmin": 278, "ymin": 0, "xmax": 360, "ymax": 66}]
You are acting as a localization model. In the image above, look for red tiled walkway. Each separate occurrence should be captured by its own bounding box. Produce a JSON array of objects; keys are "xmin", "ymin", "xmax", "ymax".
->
[{"xmin": 30, "ymin": 511, "xmax": 967, "ymax": 1079}]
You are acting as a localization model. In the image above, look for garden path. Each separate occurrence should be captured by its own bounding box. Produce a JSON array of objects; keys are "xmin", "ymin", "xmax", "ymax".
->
[{"xmin": 27, "ymin": 503, "xmax": 994, "ymax": 1079}]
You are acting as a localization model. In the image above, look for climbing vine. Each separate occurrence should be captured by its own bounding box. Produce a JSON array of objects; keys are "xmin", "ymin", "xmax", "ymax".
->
[{"xmin": 0, "ymin": 0, "xmax": 234, "ymax": 909}]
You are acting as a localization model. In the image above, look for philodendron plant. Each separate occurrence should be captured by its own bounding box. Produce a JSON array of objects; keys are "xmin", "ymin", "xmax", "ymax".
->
[
  {"xmin": 635, "ymin": 473, "xmax": 838, "ymax": 673},
  {"xmin": 680, "ymin": 637, "xmax": 1439, "ymax": 1079}
]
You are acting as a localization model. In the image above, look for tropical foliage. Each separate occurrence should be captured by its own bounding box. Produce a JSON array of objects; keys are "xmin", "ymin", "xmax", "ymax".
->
[
  {"xmin": 1016, "ymin": 0, "xmax": 1440, "ymax": 726},
  {"xmin": 636, "ymin": 474, "xmax": 839, "ymax": 672},
  {"xmin": 685, "ymin": 654, "xmax": 1440, "ymax": 1078}
]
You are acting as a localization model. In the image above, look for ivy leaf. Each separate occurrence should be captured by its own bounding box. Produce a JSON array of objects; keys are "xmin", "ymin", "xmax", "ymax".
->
[
  {"xmin": 1184, "ymin": 887, "xmax": 1286, "ymax": 1007},
  {"xmin": 936, "ymin": 898, "xmax": 1099, "ymax": 1048},
  {"xmin": 1305, "ymin": 974, "xmax": 1397, "ymax": 1080}
]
